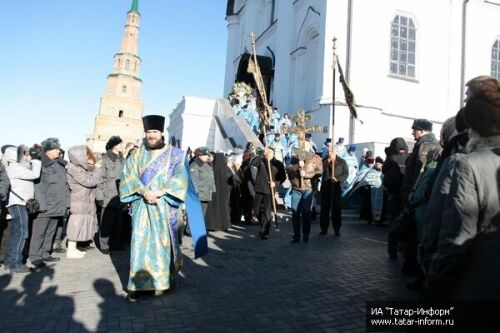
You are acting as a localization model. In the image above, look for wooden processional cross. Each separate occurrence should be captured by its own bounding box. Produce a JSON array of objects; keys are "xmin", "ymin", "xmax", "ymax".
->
[
  {"xmin": 247, "ymin": 32, "xmax": 277, "ymax": 216},
  {"xmin": 248, "ymin": 32, "xmax": 272, "ymax": 145}
]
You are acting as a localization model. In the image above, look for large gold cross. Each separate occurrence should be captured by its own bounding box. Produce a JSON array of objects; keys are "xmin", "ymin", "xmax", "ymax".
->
[{"xmin": 286, "ymin": 109, "xmax": 326, "ymax": 150}]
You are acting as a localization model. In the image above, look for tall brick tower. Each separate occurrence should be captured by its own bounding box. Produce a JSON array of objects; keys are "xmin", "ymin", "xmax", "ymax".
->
[{"xmin": 87, "ymin": 0, "xmax": 144, "ymax": 153}]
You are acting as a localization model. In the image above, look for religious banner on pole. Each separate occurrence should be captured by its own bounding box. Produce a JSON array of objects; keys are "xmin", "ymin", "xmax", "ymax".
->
[{"xmin": 336, "ymin": 57, "xmax": 359, "ymax": 121}]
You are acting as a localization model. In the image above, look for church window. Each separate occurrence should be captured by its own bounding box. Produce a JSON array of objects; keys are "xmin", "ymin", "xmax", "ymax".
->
[
  {"xmin": 122, "ymin": 85, "xmax": 127, "ymax": 94},
  {"xmin": 390, "ymin": 14, "xmax": 416, "ymax": 79},
  {"xmin": 119, "ymin": 110, "xmax": 124, "ymax": 118},
  {"xmin": 492, "ymin": 39, "xmax": 500, "ymax": 80},
  {"xmin": 125, "ymin": 60, "xmax": 130, "ymax": 71}
]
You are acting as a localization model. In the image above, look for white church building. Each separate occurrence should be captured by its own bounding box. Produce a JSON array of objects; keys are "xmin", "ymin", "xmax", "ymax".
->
[
  {"xmin": 169, "ymin": 0, "xmax": 500, "ymax": 154},
  {"xmin": 223, "ymin": 0, "xmax": 500, "ymax": 148}
]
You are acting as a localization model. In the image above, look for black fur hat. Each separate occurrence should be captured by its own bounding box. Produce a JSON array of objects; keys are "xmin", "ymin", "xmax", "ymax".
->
[
  {"xmin": 412, "ymin": 119, "xmax": 433, "ymax": 132},
  {"xmin": 105, "ymin": 136, "xmax": 123, "ymax": 151},
  {"xmin": 142, "ymin": 115, "xmax": 165, "ymax": 132},
  {"xmin": 41, "ymin": 137, "xmax": 61, "ymax": 152}
]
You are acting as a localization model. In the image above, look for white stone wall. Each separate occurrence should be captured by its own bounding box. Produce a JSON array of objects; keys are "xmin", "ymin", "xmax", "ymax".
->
[{"xmin": 167, "ymin": 96, "xmax": 217, "ymax": 151}]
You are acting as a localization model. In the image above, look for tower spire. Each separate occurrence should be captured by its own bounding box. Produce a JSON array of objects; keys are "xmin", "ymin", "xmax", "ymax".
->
[{"xmin": 129, "ymin": 0, "xmax": 139, "ymax": 13}]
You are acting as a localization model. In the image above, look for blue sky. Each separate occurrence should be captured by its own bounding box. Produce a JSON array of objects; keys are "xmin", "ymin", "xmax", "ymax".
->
[{"xmin": 0, "ymin": 0, "xmax": 228, "ymax": 149}]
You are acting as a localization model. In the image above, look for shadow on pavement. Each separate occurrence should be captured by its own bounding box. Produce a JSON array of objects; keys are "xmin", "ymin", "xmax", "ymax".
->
[{"xmin": 0, "ymin": 267, "xmax": 88, "ymax": 332}]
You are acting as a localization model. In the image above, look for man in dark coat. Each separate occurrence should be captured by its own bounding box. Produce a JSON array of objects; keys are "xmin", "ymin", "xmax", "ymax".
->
[
  {"xmin": 240, "ymin": 147, "xmax": 256, "ymax": 224},
  {"xmin": 246, "ymin": 147, "xmax": 286, "ymax": 239},
  {"xmin": 0, "ymin": 161, "xmax": 11, "ymax": 268},
  {"xmin": 29, "ymin": 138, "xmax": 70, "ymax": 268},
  {"xmin": 402, "ymin": 119, "xmax": 440, "ymax": 202},
  {"xmin": 382, "ymin": 137, "xmax": 408, "ymax": 259},
  {"xmin": 426, "ymin": 77, "xmax": 500, "ymax": 313},
  {"xmin": 400, "ymin": 119, "xmax": 439, "ymax": 275},
  {"xmin": 0, "ymin": 163, "xmax": 9, "ymax": 203},
  {"xmin": 319, "ymin": 145, "xmax": 349, "ymax": 236},
  {"xmin": 97, "ymin": 136, "xmax": 125, "ymax": 254},
  {"xmin": 204, "ymin": 153, "xmax": 232, "ymax": 231}
]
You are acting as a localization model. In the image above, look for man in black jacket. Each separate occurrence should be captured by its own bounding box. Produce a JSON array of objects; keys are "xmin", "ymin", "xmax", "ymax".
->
[
  {"xmin": 0, "ymin": 161, "xmax": 11, "ymax": 268},
  {"xmin": 401, "ymin": 120, "xmax": 439, "ymax": 275},
  {"xmin": 382, "ymin": 137, "xmax": 408, "ymax": 259},
  {"xmin": 0, "ymin": 163, "xmax": 9, "ymax": 203},
  {"xmin": 29, "ymin": 138, "xmax": 70, "ymax": 268},
  {"xmin": 319, "ymin": 145, "xmax": 349, "ymax": 236},
  {"xmin": 246, "ymin": 147, "xmax": 285, "ymax": 240},
  {"xmin": 402, "ymin": 119, "xmax": 440, "ymax": 202},
  {"xmin": 97, "ymin": 136, "xmax": 126, "ymax": 254}
]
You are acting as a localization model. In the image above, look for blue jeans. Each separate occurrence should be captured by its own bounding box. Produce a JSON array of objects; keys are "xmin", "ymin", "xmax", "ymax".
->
[
  {"xmin": 291, "ymin": 189, "xmax": 314, "ymax": 240},
  {"xmin": 6, "ymin": 205, "xmax": 29, "ymax": 269}
]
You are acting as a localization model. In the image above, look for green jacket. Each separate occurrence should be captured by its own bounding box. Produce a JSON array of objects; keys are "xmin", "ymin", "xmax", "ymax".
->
[
  {"xmin": 408, "ymin": 161, "xmax": 438, "ymax": 242},
  {"xmin": 190, "ymin": 157, "xmax": 216, "ymax": 202}
]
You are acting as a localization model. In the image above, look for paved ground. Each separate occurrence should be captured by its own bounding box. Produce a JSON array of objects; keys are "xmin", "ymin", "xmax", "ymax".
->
[{"xmin": 0, "ymin": 210, "xmax": 419, "ymax": 332}]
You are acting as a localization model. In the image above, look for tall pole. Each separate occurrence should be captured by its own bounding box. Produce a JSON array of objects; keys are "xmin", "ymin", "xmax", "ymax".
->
[
  {"xmin": 249, "ymin": 32, "xmax": 277, "ymax": 218},
  {"xmin": 331, "ymin": 37, "xmax": 337, "ymax": 142}
]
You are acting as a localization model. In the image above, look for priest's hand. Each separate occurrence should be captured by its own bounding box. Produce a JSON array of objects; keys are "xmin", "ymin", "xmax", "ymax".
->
[
  {"xmin": 150, "ymin": 190, "xmax": 165, "ymax": 198},
  {"xmin": 144, "ymin": 191, "xmax": 159, "ymax": 204},
  {"xmin": 269, "ymin": 181, "xmax": 275, "ymax": 188}
]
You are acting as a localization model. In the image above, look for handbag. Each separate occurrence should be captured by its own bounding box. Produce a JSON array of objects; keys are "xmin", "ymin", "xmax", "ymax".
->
[{"xmin": 9, "ymin": 189, "xmax": 40, "ymax": 215}]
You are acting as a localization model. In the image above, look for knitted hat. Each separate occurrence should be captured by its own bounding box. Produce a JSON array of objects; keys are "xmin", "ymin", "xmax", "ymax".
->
[
  {"xmin": 105, "ymin": 136, "xmax": 123, "ymax": 151},
  {"xmin": 337, "ymin": 137, "xmax": 345, "ymax": 144},
  {"xmin": 41, "ymin": 137, "xmax": 61, "ymax": 151},
  {"xmin": 464, "ymin": 75, "xmax": 500, "ymax": 136},
  {"xmin": 412, "ymin": 119, "xmax": 433, "ymax": 132}
]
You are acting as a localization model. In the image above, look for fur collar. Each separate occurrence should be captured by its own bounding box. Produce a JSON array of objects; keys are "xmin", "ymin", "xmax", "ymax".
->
[{"xmin": 466, "ymin": 135, "xmax": 500, "ymax": 153}]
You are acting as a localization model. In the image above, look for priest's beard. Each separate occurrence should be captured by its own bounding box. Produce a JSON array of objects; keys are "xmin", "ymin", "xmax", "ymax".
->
[{"xmin": 147, "ymin": 137, "xmax": 165, "ymax": 150}]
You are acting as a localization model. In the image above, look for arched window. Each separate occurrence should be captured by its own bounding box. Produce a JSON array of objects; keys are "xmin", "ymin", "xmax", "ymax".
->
[
  {"xmin": 492, "ymin": 39, "xmax": 500, "ymax": 80},
  {"xmin": 125, "ymin": 60, "xmax": 130, "ymax": 71},
  {"xmin": 390, "ymin": 14, "xmax": 416, "ymax": 78},
  {"xmin": 118, "ymin": 110, "xmax": 124, "ymax": 118},
  {"xmin": 122, "ymin": 85, "xmax": 127, "ymax": 94}
]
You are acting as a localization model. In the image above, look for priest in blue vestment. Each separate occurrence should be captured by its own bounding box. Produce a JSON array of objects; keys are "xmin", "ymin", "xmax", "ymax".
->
[{"xmin": 120, "ymin": 115, "xmax": 207, "ymax": 301}]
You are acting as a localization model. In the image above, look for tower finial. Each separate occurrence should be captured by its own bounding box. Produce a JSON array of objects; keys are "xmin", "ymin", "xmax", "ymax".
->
[{"xmin": 129, "ymin": 0, "xmax": 139, "ymax": 13}]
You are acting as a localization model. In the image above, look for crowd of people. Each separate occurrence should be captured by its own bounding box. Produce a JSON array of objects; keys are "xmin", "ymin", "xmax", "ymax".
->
[{"xmin": 0, "ymin": 75, "xmax": 498, "ymax": 307}]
